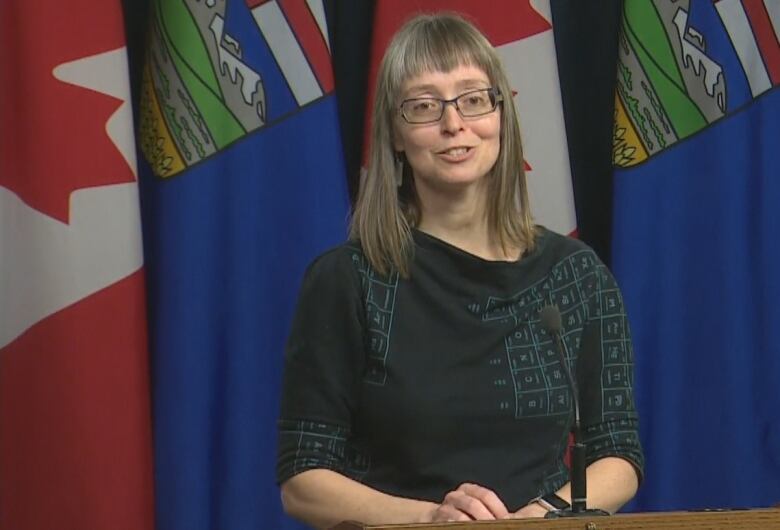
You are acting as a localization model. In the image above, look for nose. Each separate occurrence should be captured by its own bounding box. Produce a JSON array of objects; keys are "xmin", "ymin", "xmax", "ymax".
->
[{"xmin": 440, "ymin": 101, "xmax": 465, "ymax": 133}]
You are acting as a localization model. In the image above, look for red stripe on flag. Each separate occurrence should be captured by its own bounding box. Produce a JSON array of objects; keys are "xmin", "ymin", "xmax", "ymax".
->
[
  {"xmin": 743, "ymin": 0, "xmax": 780, "ymax": 85},
  {"xmin": 245, "ymin": 0, "xmax": 272, "ymax": 9},
  {"xmin": 278, "ymin": 0, "xmax": 335, "ymax": 93},
  {"xmin": 0, "ymin": 271, "xmax": 154, "ymax": 530}
]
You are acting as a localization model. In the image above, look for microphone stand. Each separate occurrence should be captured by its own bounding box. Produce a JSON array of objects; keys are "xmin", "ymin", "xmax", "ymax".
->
[{"xmin": 541, "ymin": 306, "xmax": 609, "ymax": 519}]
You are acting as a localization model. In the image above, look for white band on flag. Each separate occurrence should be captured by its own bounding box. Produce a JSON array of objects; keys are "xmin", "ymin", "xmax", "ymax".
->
[
  {"xmin": 250, "ymin": 1, "xmax": 323, "ymax": 106},
  {"xmin": 715, "ymin": 0, "xmax": 772, "ymax": 96}
]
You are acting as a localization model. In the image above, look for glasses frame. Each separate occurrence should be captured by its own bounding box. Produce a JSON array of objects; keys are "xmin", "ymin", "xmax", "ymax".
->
[{"xmin": 398, "ymin": 87, "xmax": 503, "ymax": 124}]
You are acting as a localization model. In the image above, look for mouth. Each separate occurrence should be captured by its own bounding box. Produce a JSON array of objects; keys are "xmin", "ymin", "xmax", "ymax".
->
[{"xmin": 436, "ymin": 146, "xmax": 474, "ymax": 156}]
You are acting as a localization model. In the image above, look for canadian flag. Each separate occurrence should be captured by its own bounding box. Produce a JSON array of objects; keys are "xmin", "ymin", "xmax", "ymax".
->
[
  {"xmin": 366, "ymin": 0, "xmax": 576, "ymax": 236},
  {"xmin": 0, "ymin": 2, "xmax": 155, "ymax": 529}
]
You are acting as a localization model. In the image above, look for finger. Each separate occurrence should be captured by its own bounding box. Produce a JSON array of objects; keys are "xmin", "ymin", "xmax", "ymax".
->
[
  {"xmin": 458, "ymin": 483, "xmax": 509, "ymax": 518},
  {"xmin": 432, "ymin": 504, "xmax": 471, "ymax": 522},
  {"xmin": 444, "ymin": 490, "xmax": 495, "ymax": 520}
]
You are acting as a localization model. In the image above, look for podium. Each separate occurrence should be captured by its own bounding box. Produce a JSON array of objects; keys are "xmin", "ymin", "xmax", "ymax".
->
[{"xmin": 332, "ymin": 508, "xmax": 780, "ymax": 529}]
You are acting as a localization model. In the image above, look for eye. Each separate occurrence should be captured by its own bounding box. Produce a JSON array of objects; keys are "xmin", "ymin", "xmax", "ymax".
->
[
  {"xmin": 463, "ymin": 93, "xmax": 488, "ymax": 106},
  {"xmin": 411, "ymin": 99, "xmax": 438, "ymax": 112}
]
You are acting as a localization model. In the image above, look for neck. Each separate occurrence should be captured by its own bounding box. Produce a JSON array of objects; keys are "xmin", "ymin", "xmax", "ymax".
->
[{"xmin": 415, "ymin": 181, "xmax": 520, "ymax": 261}]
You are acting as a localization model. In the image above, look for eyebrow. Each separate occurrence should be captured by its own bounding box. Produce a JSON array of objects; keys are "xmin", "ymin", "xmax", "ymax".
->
[{"xmin": 404, "ymin": 78, "xmax": 490, "ymax": 97}]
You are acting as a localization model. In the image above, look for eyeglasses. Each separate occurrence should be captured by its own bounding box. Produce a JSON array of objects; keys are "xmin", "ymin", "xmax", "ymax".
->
[{"xmin": 399, "ymin": 88, "xmax": 503, "ymax": 124}]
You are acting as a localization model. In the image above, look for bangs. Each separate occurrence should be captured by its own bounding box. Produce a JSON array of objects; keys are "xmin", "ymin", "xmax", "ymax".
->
[{"xmin": 384, "ymin": 14, "xmax": 496, "ymax": 97}]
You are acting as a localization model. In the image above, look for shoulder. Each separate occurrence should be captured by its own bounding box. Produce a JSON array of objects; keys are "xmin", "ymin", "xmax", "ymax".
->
[
  {"xmin": 289, "ymin": 242, "xmax": 372, "ymax": 329},
  {"xmin": 308, "ymin": 238, "xmax": 401, "ymax": 287},
  {"xmin": 531, "ymin": 227, "xmax": 621, "ymax": 293},
  {"xmin": 532, "ymin": 226, "xmax": 603, "ymax": 266},
  {"xmin": 294, "ymin": 241, "xmax": 367, "ymax": 301},
  {"xmin": 304, "ymin": 240, "xmax": 365, "ymax": 278}
]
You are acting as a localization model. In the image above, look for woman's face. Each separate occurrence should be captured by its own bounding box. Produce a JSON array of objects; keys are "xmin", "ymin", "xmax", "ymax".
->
[{"xmin": 393, "ymin": 64, "xmax": 501, "ymax": 194}]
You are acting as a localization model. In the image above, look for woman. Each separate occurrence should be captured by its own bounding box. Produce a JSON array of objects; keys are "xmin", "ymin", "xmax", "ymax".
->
[{"xmin": 277, "ymin": 13, "xmax": 643, "ymax": 528}]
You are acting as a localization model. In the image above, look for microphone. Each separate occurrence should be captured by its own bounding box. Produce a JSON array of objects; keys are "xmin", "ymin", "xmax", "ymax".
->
[{"xmin": 539, "ymin": 304, "xmax": 608, "ymax": 518}]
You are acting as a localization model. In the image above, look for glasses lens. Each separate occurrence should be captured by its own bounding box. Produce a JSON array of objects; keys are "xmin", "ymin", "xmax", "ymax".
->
[
  {"xmin": 402, "ymin": 99, "xmax": 442, "ymax": 123},
  {"xmin": 456, "ymin": 89, "xmax": 495, "ymax": 117}
]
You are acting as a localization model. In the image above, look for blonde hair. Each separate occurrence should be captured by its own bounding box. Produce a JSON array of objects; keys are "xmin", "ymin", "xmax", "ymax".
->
[{"xmin": 349, "ymin": 12, "xmax": 536, "ymax": 277}]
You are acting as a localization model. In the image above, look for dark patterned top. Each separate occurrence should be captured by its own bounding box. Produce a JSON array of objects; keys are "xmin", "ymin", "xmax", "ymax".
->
[{"xmin": 277, "ymin": 227, "xmax": 643, "ymax": 511}]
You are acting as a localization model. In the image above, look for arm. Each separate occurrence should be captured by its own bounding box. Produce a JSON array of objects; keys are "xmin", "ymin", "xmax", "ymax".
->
[
  {"xmin": 555, "ymin": 456, "xmax": 638, "ymax": 513},
  {"xmin": 513, "ymin": 457, "xmax": 638, "ymax": 518},
  {"xmin": 282, "ymin": 470, "xmax": 512, "ymax": 528},
  {"xmin": 572, "ymin": 260, "xmax": 643, "ymax": 509},
  {"xmin": 281, "ymin": 469, "xmax": 436, "ymax": 529},
  {"xmin": 516, "ymin": 256, "xmax": 644, "ymax": 518}
]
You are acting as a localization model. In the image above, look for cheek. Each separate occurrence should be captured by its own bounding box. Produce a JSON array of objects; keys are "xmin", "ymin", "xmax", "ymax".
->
[
  {"xmin": 475, "ymin": 120, "xmax": 501, "ymax": 152},
  {"xmin": 482, "ymin": 115, "xmax": 502, "ymax": 141},
  {"xmin": 481, "ymin": 120, "xmax": 502, "ymax": 156},
  {"xmin": 400, "ymin": 129, "xmax": 437, "ymax": 156}
]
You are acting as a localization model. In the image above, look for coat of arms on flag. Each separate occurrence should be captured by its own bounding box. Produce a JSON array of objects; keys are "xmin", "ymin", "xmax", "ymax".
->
[
  {"xmin": 614, "ymin": 0, "xmax": 779, "ymax": 167},
  {"xmin": 140, "ymin": 0, "xmax": 332, "ymax": 178}
]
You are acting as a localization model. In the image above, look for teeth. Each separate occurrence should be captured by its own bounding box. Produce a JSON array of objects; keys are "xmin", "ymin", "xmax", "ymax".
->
[{"xmin": 443, "ymin": 147, "xmax": 468, "ymax": 156}]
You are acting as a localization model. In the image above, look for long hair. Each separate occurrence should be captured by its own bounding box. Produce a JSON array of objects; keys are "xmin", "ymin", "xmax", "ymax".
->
[{"xmin": 349, "ymin": 12, "xmax": 537, "ymax": 277}]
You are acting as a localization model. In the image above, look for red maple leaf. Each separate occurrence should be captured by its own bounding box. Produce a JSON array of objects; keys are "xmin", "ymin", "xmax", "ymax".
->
[
  {"xmin": 427, "ymin": 0, "xmax": 552, "ymax": 46},
  {"xmin": 0, "ymin": 0, "xmax": 135, "ymax": 223},
  {"xmin": 370, "ymin": 0, "xmax": 551, "ymax": 54}
]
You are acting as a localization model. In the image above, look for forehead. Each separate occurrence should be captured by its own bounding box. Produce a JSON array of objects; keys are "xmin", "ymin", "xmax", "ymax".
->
[{"xmin": 401, "ymin": 64, "xmax": 491, "ymax": 96}]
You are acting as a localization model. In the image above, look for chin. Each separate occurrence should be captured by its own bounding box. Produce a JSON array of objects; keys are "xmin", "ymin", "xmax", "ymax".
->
[{"xmin": 426, "ymin": 174, "xmax": 486, "ymax": 190}]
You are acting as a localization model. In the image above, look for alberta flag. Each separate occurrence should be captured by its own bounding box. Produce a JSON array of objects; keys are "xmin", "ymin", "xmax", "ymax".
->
[
  {"xmin": 366, "ymin": 0, "xmax": 577, "ymax": 236},
  {"xmin": 138, "ymin": 1, "xmax": 349, "ymax": 529},
  {"xmin": 612, "ymin": 0, "xmax": 780, "ymax": 510}
]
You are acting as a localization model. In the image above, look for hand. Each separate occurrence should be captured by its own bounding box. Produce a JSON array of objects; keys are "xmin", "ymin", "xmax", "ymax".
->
[
  {"xmin": 508, "ymin": 501, "xmax": 549, "ymax": 519},
  {"xmin": 421, "ymin": 483, "xmax": 509, "ymax": 522}
]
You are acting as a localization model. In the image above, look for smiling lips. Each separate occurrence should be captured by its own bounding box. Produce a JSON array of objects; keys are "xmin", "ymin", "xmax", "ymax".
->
[{"xmin": 436, "ymin": 146, "xmax": 475, "ymax": 161}]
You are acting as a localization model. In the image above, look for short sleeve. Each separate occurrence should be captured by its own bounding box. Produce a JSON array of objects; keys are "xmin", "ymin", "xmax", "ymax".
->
[
  {"xmin": 276, "ymin": 247, "xmax": 369, "ymax": 484},
  {"xmin": 576, "ymin": 258, "xmax": 645, "ymax": 482}
]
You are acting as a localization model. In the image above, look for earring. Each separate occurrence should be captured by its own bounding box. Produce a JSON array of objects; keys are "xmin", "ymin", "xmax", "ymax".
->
[{"xmin": 394, "ymin": 152, "xmax": 404, "ymax": 187}]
